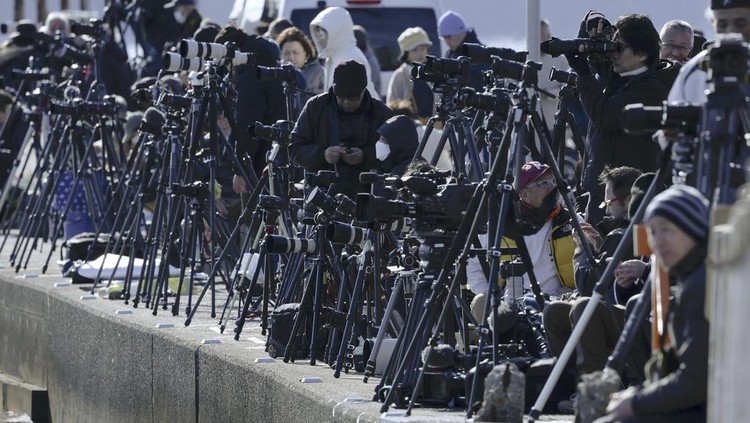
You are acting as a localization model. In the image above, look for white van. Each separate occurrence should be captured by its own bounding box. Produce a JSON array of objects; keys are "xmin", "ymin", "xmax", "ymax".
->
[{"xmin": 230, "ymin": 0, "xmax": 445, "ymax": 97}]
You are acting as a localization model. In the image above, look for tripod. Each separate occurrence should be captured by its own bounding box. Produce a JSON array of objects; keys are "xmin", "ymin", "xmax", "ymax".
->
[{"xmin": 412, "ymin": 84, "xmax": 485, "ymax": 181}]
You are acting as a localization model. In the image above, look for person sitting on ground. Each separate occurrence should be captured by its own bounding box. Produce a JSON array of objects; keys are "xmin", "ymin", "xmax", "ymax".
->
[{"xmin": 596, "ymin": 184, "xmax": 710, "ymax": 423}]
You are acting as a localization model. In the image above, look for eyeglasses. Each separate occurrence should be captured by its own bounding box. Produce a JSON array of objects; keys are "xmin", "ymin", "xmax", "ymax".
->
[
  {"xmin": 599, "ymin": 197, "xmax": 621, "ymax": 208},
  {"xmin": 524, "ymin": 179, "xmax": 556, "ymax": 191},
  {"xmin": 661, "ymin": 42, "xmax": 691, "ymax": 53}
]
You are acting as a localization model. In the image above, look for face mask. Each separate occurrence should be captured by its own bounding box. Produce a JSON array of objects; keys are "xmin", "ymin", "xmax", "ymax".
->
[
  {"xmin": 174, "ymin": 10, "xmax": 187, "ymax": 24},
  {"xmin": 376, "ymin": 140, "xmax": 391, "ymax": 161}
]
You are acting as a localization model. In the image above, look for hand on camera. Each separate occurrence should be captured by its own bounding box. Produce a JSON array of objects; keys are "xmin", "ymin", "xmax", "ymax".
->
[
  {"xmin": 324, "ymin": 146, "xmax": 342, "ymax": 164},
  {"xmin": 565, "ymin": 53, "xmax": 592, "ymax": 76},
  {"xmin": 341, "ymin": 147, "xmax": 364, "ymax": 165}
]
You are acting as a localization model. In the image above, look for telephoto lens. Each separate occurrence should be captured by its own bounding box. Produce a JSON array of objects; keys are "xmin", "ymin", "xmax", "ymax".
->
[
  {"xmin": 325, "ymin": 222, "xmax": 368, "ymax": 245},
  {"xmin": 179, "ymin": 39, "xmax": 229, "ymax": 59},
  {"xmin": 163, "ymin": 52, "xmax": 204, "ymax": 72},
  {"xmin": 549, "ymin": 67, "xmax": 577, "ymax": 87},
  {"xmin": 265, "ymin": 235, "xmax": 317, "ymax": 254},
  {"xmin": 458, "ymin": 43, "xmax": 528, "ymax": 64}
]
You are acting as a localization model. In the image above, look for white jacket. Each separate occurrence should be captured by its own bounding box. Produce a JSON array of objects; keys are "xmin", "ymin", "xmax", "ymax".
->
[{"xmin": 310, "ymin": 7, "xmax": 378, "ymax": 98}]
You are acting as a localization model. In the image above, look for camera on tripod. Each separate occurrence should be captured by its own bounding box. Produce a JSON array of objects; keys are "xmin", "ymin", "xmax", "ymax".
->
[
  {"xmin": 248, "ymin": 120, "xmax": 293, "ymax": 144},
  {"xmin": 178, "ymin": 40, "xmax": 256, "ymax": 66},
  {"xmin": 458, "ymin": 43, "xmax": 528, "ymax": 64},
  {"xmin": 172, "ymin": 181, "xmax": 210, "ymax": 199},
  {"xmin": 70, "ymin": 19, "xmax": 104, "ymax": 38},
  {"xmin": 548, "ymin": 67, "xmax": 577, "ymax": 87},
  {"xmin": 356, "ymin": 173, "xmax": 479, "ymax": 235},
  {"xmin": 457, "ymin": 87, "xmax": 512, "ymax": 113},
  {"xmin": 621, "ymin": 102, "xmax": 701, "ymax": 134},
  {"xmin": 49, "ymin": 99, "xmax": 117, "ymax": 116},
  {"xmin": 306, "ymin": 187, "xmax": 356, "ymax": 218},
  {"xmin": 412, "ymin": 56, "xmax": 471, "ymax": 87},
  {"xmin": 489, "ymin": 57, "xmax": 541, "ymax": 83},
  {"xmin": 256, "ymin": 64, "xmax": 297, "ymax": 83},
  {"xmin": 701, "ymin": 35, "xmax": 749, "ymax": 81},
  {"xmin": 265, "ymin": 235, "xmax": 317, "ymax": 254}
]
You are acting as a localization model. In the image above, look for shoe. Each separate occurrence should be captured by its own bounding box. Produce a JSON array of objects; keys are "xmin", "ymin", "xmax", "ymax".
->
[{"xmin": 557, "ymin": 394, "xmax": 578, "ymax": 414}]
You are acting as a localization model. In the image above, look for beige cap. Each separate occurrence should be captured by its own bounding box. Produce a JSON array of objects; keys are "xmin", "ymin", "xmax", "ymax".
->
[{"xmin": 397, "ymin": 27, "xmax": 432, "ymax": 55}]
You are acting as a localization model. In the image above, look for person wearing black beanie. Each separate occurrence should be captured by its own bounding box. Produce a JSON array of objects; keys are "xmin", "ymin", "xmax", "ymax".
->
[{"xmin": 600, "ymin": 184, "xmax": 710, "ymax": 423}]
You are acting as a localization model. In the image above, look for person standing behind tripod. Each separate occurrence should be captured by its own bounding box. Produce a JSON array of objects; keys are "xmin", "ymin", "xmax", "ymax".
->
[
  {"xmin": 567, "ymin": 13, "xmax": 679, "ymax": 226},
  {"xmin": 290, "ymin": 60, "xmax": 392, "ymax": 199},
  {"xmin": 386, "ymin": 27, "xmax": 435, "ymax": 124}
]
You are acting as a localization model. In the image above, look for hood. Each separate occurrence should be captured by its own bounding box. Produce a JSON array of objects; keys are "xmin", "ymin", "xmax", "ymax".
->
[
  {"xmin": 310, "ymin": 7, "xmax": 356, "ymax": 59},
  {"xmin": 241, "ymin": 34, "xmax": 280, "ymax": 67},
  {"xmin": 377, "ymin": 115, "xmax": 418, "ymax": 157}
]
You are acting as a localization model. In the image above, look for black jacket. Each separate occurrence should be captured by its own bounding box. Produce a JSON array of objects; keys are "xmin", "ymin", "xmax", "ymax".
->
[
  {"xmin": 578, "ymin": 61, "xmax": 679, "ymax": 222},
  {"xmin": 631, "ymin": 260, "xmax": 708, "ymax": 418},
  {"xmin": 290, "ymin": 88, "xmax": 392, "ymax": 198},
  {"xmin": 233, "ymin": 35, "xmax": 286, "ymax": 176}
]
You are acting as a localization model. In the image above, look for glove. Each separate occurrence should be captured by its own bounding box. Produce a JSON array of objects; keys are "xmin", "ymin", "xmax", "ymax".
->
[
  {"xmin": 578, "ymin": 10, "xmax": 612, "ymax": 38},
  {"xmin": 324, "ymin": 146, "xmax": 341, "ymax": 164},
  {"xmin": 565, "ymin": 53, "xmax": 592, "ymax": 76},
  {"xmin": 341, "ymin": 147, "xmax": 364, "ymax": 165}
]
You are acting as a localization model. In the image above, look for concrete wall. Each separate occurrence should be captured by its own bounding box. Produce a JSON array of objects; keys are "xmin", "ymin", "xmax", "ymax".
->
[{"xmin": 0, "ymin": 270, "xmax": 467, "ymax": 423}]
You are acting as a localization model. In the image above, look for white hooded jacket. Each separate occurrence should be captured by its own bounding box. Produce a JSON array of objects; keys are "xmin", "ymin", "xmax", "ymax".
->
[{"xmin": 310, "ymin": 7, "xmax": 378, "ymax": 97}]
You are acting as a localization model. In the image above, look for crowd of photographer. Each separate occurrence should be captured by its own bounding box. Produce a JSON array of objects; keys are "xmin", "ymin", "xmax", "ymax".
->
[{"xmin": 0, "ymin": 0, "xmax": 743, "ymax": 421}]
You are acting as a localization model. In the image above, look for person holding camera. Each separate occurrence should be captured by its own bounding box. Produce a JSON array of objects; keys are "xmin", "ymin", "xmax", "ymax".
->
[
  {"xmin": 595, "ymin": 185, "xmax": 709, "ymax": 423},
  {"xmin": 568, "ymin": 13, "xmax": 679, "ymax": 226},
  {"xmin": 290, "ymin": 60, "xmax": 392, "ymax": 199}
]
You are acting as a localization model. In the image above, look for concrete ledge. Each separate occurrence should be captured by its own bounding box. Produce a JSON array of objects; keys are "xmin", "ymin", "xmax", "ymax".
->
[{"xmin": 0, "ymin": 251, "xmax": 569, "ymax": 422}]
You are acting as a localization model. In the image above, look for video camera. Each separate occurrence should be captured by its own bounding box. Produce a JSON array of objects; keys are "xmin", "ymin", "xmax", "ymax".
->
[
  {"xmin": 411, "ymin": 56, "xmax": 471, "ymax": 86},
  {"xmin": 621, "ymin": 102, "xmax": 701, "ymax": 134},
  {"xmin": 356, "ymin": 173, "xmax": 478, "ymax": 235},
  {"xmin": 248, "ymin": 120, "xmax": 293, "ymax": 144}
]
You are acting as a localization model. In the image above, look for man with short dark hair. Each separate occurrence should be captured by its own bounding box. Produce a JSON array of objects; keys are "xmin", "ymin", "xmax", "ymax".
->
[
  {"xmin": 290, "ymin": 60, "xmax": 393, "ymax": 198},
  {"xmin": 566, "ymin": 13, "xmax": 679, "ymax": 226}
]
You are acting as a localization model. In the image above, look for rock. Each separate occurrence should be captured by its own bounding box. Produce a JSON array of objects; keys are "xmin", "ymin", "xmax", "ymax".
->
[
  {"xmin": 577, "ymin": 369, "xmax": 622, "ymax": 423},
  {"xmin": 475, "ymin": 361, "xmax": 524, "ymax": 422}
]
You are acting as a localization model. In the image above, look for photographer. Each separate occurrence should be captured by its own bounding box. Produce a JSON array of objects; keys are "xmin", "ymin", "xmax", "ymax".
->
[
  {"xmin": 568, "ymin": 13, "xmax": 679, "ymax": 226},
  {"xmin": 437, "ymin": 10, "xmax": 487, "ymax": 91},
  {"xmin": 289, "ymin": 60, "xmax": 392, "ymax": 199}
]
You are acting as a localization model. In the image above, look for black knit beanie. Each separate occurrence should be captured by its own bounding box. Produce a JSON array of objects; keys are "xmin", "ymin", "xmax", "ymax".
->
[{"xmin": 333, "ymin": 60, "xmax": 367, "ymax": 98}]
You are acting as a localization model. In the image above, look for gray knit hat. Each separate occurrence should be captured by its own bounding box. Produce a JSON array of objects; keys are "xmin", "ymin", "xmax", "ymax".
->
[{"xmin": 644, "ymin": 185, "xmax": 710, "ymax": 242}]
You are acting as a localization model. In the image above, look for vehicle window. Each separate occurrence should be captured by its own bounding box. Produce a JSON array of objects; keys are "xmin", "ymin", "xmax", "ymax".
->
[{"xmin": 290, "ymin": 8, "xmax": 440, "ymax": 71}]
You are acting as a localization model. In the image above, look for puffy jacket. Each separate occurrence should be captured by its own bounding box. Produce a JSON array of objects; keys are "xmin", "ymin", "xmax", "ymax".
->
[
  {"xmin": 310, "ymin": 7, "xmax": 377, "ymax": 97},
  {"xmin": 500, "ymin": 207, "xmax": 577, "ymax": 294}
]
